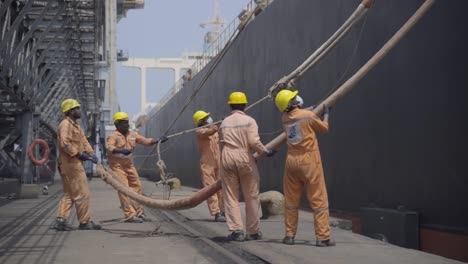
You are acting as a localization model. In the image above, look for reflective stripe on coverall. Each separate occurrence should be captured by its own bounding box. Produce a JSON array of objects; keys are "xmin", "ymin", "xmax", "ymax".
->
[
  {"xmin": 56, "ymin": 116, "xmax": 94, "ymax": 224},
  {"xmin": 282, "ymin": 108, "xmax": 330, "ymax": 240},
  {"xmin": 219, "ymin": 110, "xmax": 268, "ymax": 234},
  {"xmin": 196, "ymin": 125, "xmax": 224, "ymax": 216},
  {"xmin": 107, "ymin": 130, "xmax": 153, "ymax": 218}
]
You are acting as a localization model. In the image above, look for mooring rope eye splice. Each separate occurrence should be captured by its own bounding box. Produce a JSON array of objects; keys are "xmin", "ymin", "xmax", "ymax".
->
[
  {"xmin": 268, "ymin": 0, "xmax": 374, "ymax": 100},
  {"xmin": 267, "ymin": 76, "xmax": 293, "ymax": 99},
  {"xmin": 156, "ymin": 159, "xmax": 167, "ymax": 182}
]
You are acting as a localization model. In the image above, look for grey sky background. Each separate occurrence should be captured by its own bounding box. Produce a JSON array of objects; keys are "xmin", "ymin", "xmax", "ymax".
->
[{"xmin": 116, "ymin": 0, "xmax": 248, "ymax": 118}]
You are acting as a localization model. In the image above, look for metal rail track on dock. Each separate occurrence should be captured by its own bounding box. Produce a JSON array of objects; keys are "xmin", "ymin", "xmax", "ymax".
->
[{"xmin": 149, "ymin": 208, "xmax": 270, "ymax": 264}]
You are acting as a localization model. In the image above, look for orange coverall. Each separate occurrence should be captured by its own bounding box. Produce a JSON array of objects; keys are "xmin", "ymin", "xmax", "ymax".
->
[
  {"xmin": 196, "ymin": 125, "xmax": 224, "ymax": 216},
  {"xmin": 219, "ymin": 110, "xmax": 268, "ymax": 235},
  {"xmin": 106, "ymin": 130, "xmax": 153, "ymax": 218},
  {"xmin": 56, "ymin": 116, "xmax": 95, "ymax": 224},
  {"xmin": 282, "ymin": 108, "xmax": 331, "ymax": 240}
]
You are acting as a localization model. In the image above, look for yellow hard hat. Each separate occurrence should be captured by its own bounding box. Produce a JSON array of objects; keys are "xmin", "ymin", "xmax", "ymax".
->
[
  {"xmin": 275, "ymin": 90, "xmax": 298, "ymax": 112},
  {"xmin": 113, "ymin": 112, "xmax": 129, "ymax": 124},
  {"xmin": 61, "ymin": 99, "xmax": 80, "ymax": 113},
  {"xmin": 193, "ymin": 110, "xmax": 210, "ymax": 125},
  {"xmin": 228, "ymin": 92, "xmax": 248, "ymax": 104}
]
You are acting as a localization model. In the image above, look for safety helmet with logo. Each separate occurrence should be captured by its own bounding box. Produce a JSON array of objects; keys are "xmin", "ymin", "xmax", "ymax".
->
[
  {"xmin": 275, "ymin": 90, "xmax": 299, "ymax": 112},
  {"xmin": 193, "ymin": 110, "xmax": 210, "ymax": 125},
  {"xmin": 61, "ymin": 99, "xmax": 81, "ymax": 113},
  {"xmin": 228, "ymin": 92, "xmax": 248, "ymax": 104},
  {"xmin": 113, "ymin": 112, "xmax": 129, "ymax": 124}
]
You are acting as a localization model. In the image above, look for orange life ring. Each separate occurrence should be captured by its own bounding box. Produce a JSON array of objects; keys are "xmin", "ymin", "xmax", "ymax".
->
[{"xmin": 27, "ymin": 139, "xmax": 50, "ymax": 166}]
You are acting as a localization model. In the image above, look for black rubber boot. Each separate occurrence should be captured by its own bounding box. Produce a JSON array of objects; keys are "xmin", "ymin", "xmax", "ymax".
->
[
  {"xmin": 245, "ymin": 231, "xmax": 262, "ymax": 241},
  {"xmin": 78, "ymin": 221, "xmax": 102, "ymax": 230},
  {"xmin": 228, "ymin": 230, "xmax": 245, "ymax": 242},
  {"xmin": 125, "ymin": 216, "xmax": 144, "ymax": 223},
  {"xmin": 316, "ymin": 239, "xmax": 336, "ymax": 247},
  {"xmin": 214, "ymin": 212, "xmax": 226, "ymax": 222},
  {"xmin": 138, "ymin": 214, "xmax": 151, "ymax": 222},
  {"xmin": 55, "ymin": 217, "xmax": 73, "ymax": 231},
  {"xmin": 282, "ymin": 236, "xmax": 295, "ymax": 245}
]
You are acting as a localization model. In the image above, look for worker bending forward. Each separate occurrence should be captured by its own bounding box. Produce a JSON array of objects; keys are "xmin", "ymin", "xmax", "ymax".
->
[
  {"xmin": 193, "ymin": 110, "xmax": 226, "ymax": 222},
  {"xmin": 219, "ymin": 92, "xmax": 275, "ymax": 241},
  {"xmin": 107, "ymin": 112, "xmax": 168, "ymax": 223},
  {"xmin": 55, "ymin": 99, "xmax": 101, "ymax": 231},
  {"xmin": 275, "ymin": 90, "xmax": 335, "ymax": 247}
]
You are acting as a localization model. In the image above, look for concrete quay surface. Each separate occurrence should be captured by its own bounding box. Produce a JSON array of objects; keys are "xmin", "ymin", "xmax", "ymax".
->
[{"xmin": 0, "ymin": 178, "xmax": 463, "ymax": 264}]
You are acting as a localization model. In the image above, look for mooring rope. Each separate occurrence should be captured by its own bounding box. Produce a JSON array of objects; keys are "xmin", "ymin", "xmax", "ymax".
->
[
  {"xmin": 161, "ymin": 9, "xmax": 258, "ymax": 137},
  {"xmin": 136, "ymin": 9, "xmax": 258, "ymax": 172},
  {"xmin": 136, "ymin": 0, "xmax": 373, "ymax": 177},
  {"xmin": 257, "ymin": 0, "xmax": 436, "ymax": 160},
  {"xmin": 99, "ymin": 0, "xmax": 435, "ymax": 210}
]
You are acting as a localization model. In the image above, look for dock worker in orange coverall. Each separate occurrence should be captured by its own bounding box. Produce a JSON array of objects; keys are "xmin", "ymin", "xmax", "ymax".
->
[
  {"xmin": 55, "ymin": 99, "xmax": 101, "ymax": 231},
  {"xmin": 219, "ymin": 92, "xmax": 276, "ymax": 241},
  {"xmin": 106, "ymin": 112, "xmax": 168, "ymax": 223},
  {"xmin": 275, "ymin": 90, "xmax": 335, "ymax": 247},
  {"xmin": 193, "ymin": 110, "xmax": 226, "ymax": 222}
]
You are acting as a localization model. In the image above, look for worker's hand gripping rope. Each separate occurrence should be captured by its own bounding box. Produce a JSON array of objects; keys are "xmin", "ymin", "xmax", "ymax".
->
[{"xmin": 78, "ymin": 152, "xmax": 99, "ymax": 164}]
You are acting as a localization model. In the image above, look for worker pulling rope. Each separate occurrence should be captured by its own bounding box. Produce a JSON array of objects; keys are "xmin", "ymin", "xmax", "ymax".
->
[{"xmin": 98, "ymin": 0, "xmax": 434, "ymax": 210}]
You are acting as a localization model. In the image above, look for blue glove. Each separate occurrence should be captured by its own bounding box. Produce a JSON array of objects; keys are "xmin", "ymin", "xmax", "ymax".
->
[
  {"xmin": 120, "ymin": 149, "xmax": 132, "ymax": 156},
  {"xmin": 113, "ymin": 148, "xmax": 132, "ymax": 156},
  {"xmin": 90, "ymin": 155, "xmax": 99, "ymax": 164},
  {"xmin": 266, "ymin": 149, "xmax": 277, "ymax": 157},
  {"xmin": 78, "ymin": 152, "xmax": 92, "ymax": 161}
]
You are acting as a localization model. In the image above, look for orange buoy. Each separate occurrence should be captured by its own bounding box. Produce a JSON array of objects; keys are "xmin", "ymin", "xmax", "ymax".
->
[{"xmin": 27, "ymin": 139, "xmax": 50, "ymax": 166}]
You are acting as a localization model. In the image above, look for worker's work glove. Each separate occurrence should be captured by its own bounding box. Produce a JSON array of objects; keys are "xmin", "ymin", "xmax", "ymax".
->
[
  {"xmin": 151, "ymin": 136, "xmax": 168, "ymax": 145},
  {"xmin": 78, "ymin": 152, "xmax": 92, "ymax": 161},
  {"xmin": 266, "ymin": 149, "xmax": 277, "ymax": 157},
  {"xmin": 90, "ymin": 155, "xmax": 99, "ymax": 164},
  {"xmin": 120, "ymin": 149, "xmax": 132, "ymax": 156},
  {"xmin": 114, "ymin": 148, "xmax": 132, "ymax": 156},
  {"xmin": 158, "ymin": 136, "xmax": 169, "ymax": 143}
]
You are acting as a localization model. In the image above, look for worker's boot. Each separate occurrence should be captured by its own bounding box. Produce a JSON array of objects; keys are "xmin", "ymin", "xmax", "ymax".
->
[
  {"xmin": 78, "ymin": 221, "xmax": 102, "ymax": 230},
  {"xmin": 316, "ymin": 239, "xmax": 336, "ymax": 247},
  {"xmin": 245, "ymin": 231, "xmax": 262, "ymax": 241},
  {"xmin": 125, "ymin": 216, "xmax": 144, "ymax": 223},
  {"xmin": 214, "ymin": 212, "xmax": 226, "ymax": 222},
  {"xmin": 228, "ymin": 230, "xmax": 245, "ymax": 242},
  {"xmin": 282, "ymin": 236, "xmax": 295, "ymax": 245},
  {"xmin": 138, "ymin": 214, "xmax": 151, "ymax": 222},
  {"xmin": 55, "ymin": 217, "xmax": 73, "ymax": 231}
]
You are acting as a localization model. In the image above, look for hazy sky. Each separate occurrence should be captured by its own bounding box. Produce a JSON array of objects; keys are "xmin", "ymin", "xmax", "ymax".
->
[{"xmin": 116, "ymin": 0, "xmax": 248, "ymax": 117}]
